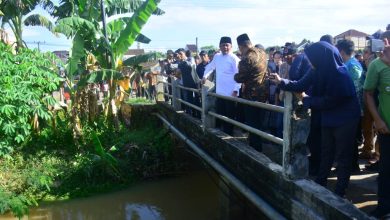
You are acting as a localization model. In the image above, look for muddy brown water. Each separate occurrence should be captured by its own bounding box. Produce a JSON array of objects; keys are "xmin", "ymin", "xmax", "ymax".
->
[{"xmin": 0, "ymin": 171, "xmax": 222, "ymax": 220}]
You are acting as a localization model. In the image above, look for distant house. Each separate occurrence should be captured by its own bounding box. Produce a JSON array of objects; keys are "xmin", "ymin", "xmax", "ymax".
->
[
  {"xmin": 185, "ymin": 44, "xmax": 198, "ymax": 54},
  {"xmin": 334, "ymin": 29, "xmax": 369, "ymax": 51},
  {"xmin": 53, "ymin": 50, "xmax": 69, "ymax": 63},
  {"xmin": 123, "ymin": 49, "xmax": 145, "ymax": 60}
]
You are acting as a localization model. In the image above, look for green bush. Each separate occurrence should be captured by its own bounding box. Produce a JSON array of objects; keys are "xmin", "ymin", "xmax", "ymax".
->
[
  {"xmin": 0, "ymin": 42, "xmax": 61, "ymax": 157},
  {"xmin": 0, "ymin": 115, "xmax": 177, "ymax": 218}
]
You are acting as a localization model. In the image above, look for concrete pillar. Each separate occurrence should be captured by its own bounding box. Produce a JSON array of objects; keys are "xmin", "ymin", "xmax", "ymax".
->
[
  {"xmin": 172, "ymin": 79, "xmax": 181, "ymax": 111},
  {"xmin": 282, "ymin": 92, "xmax": 310, "ymax": 179},
  {"xmin": 156, "ymin": 76, "xmax": 165, "ymax": 102},
  {"xmin": 201, "ymin": 82, "xmax": 216, "ymax": 131}
]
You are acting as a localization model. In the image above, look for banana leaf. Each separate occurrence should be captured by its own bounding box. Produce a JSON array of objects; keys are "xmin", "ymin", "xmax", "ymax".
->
[
  {"xmin": 112, "ymin": 0, "xmax": 159, "ymax": 59},
  {"xmin": 77, "ymin": 69, "xmax": 124, "ymax": 88},
  {"xmin": 55, "ymin": 17, "xmax": 99, "ymax": 38},
  {"xmin": 122, "ymin": 52, "xmax": 159, "ymax": 67}
]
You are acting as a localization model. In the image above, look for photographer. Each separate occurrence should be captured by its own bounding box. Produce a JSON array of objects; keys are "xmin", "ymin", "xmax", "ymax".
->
[{"xmin": 364, "ymin": 31, "xmax": 390, "ymax": 219}]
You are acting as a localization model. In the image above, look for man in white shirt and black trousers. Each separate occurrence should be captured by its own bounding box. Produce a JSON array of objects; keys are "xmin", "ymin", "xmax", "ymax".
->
[{"xmin": 202, "ymin": 36, "xmax": 241, "ymax": 135}]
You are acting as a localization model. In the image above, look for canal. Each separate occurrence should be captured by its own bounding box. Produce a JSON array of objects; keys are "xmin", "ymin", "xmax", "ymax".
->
[{"xmin": 0, "ymin": 169, "xmax": 224, "ymax": 220}]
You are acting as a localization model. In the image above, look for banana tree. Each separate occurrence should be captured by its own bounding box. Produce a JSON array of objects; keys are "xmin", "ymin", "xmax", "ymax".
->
[
  {"xmin": 54, "ymin": 0, "xmax": 162, "ymax": 130},
  {"xmin": 0, "ymin": 0, "xmax": 55, "ymax": 50}
]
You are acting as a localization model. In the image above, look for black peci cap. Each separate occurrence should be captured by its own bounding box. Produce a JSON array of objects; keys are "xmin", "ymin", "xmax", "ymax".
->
[
  {"xmin": 236, "ymin": 33, "xmax": 251, "ymax": 46},
  {"xmin": 219, "ymin": 36, "xmax": 232, "ymax": 45}
]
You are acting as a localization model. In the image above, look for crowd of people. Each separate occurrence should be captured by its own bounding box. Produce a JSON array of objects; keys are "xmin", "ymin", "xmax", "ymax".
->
[{"xmin": 158, "ymin": 26, "xmax": 390, "ymax": 218}]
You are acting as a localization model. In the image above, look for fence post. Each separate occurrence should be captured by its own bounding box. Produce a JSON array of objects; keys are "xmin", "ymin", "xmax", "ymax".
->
[
  {"xmin": 201, "ymin": 81, "xmax": 216, "ymax": 131},
  {"xmin": 156, "ymin": 77, "xmax": 165, "ymax": 102},
  {"xmin": 172, "ymin": 78, "xmax": 181, "ymax": 111},
  {"xmin": 282, "ymin": 92, "xmax": 309, "ymax": 179}
]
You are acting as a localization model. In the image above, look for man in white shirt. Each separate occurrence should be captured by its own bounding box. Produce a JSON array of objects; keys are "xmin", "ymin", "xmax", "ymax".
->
[{"xmin": 202, "ymin": 36, "xmax": 241, "ymax": 135}]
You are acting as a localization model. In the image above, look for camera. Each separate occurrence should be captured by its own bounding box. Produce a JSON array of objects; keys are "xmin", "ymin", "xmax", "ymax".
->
[{"xmin": 368, "ymin": 39, "xmax": 385, "ymax": 52}]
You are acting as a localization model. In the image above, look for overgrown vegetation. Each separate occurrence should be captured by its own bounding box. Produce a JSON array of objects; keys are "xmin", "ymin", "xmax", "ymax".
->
[
  {"xmin": 0, "ymin": 0, "xmax": 170, "ymax": 218},
  {"xmin": 0, "ymin": 112, "xmax": 177, "ymax": 218},
  {"xmin": 0, "ymin": 42, "xmax": 61, "ymax": 157}
]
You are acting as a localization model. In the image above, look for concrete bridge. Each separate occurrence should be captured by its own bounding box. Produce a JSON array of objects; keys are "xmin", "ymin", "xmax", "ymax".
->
[{"xmin": 148, "ymin": 79, "xmax": 373, "ymax": 219}]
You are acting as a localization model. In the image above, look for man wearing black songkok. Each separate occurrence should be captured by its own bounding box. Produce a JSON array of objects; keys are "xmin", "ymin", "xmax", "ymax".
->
[
  {"xmin": 203, "ymin": 36, "xmax": 241, "ymax": 135},
  {"xmin": 234, "ymin": 33, "xmax": 268, "ymax": 151}
]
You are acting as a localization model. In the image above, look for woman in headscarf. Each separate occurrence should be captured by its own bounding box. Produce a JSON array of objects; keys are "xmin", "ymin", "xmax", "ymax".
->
[{"xmin": 271, "ymin": 41, "xmax": 360, "ymax": 198}]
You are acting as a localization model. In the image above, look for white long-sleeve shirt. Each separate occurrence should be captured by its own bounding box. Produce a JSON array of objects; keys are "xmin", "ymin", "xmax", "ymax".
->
[{"xmin": 203, "ymin": 52, "xmax": 241, "ymax": 96}]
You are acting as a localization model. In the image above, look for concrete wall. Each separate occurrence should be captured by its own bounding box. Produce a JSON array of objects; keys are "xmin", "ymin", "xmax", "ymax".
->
[{"xmin": 157, "ymin": 103, "xmax": 372, "ymax": 220}]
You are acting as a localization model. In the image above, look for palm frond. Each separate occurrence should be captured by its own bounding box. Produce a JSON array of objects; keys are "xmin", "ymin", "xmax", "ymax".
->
[
  {"xmin": 105, "ymin": 0, "xmax": 164, "ymax": 17},
  {"xmin": 23, "ymin": 14, "xmax": 57, "ymax": 36}
]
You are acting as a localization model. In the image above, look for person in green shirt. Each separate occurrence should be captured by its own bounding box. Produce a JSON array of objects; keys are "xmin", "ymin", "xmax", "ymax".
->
[{"xmin": 364, "ymin": 31, "xmax": 390, "ymax": 219}]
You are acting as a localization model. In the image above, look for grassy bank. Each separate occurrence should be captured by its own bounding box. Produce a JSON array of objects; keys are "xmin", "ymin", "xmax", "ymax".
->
[{"xmin": 0, "ymin": 112, "xmax": 180, "ymax": 218}]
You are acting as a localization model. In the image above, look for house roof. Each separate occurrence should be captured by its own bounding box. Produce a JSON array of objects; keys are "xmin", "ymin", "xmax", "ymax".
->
[
  {"xmin": 52, "ymin": 51, "xmax": 69, "ymax": 62},
  {"xmin": 185, "ymin": 44, "xmax": 197, "ymax": 52},
  {"xmin": 334, "ymin": 29, "xmax": 368, "ymax": 39},
  {"xmin": 125, "ymin": 49, "xmax": 145, "ymax": 56}
]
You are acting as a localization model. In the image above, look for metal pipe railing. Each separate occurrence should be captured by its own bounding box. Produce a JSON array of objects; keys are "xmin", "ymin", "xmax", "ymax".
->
[
  {"xmin": 155, "ymin": 113, "xmax": 287, "ymax": 220},
  {"xmin": 208, "ymin": 92, "xmax": 284, "ymax": 113},
  {"xmin": 175, "ymin": 97, "xmax": 202, "ymax": 112},
  {"xmin": 176, "ymin": 84, "xmax": 201, "ymax": 94},
  {"xmin": 157, "ymin": 78, "xmax": 300, "ymax": 178},
  {"xmin": 208, "ymin": 111, "xmax": 283, "ymax": 145}
]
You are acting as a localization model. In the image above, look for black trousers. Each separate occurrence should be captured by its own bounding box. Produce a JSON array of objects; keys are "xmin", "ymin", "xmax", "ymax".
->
[
  {"xmin": 315, "ymin": 118, "xmax": 359, "ymax": 197},
  {"xmin": 377, "ymin": 134, "xmax": 390, "ymax": 215},
  {"xmin": 245, "ymin": 105, "xmax": 265, "ymax": 152},
  {"xmin": 182, "ymin": 89, "xmax": 195, "ymax": 115},
  {"xmin": 216, "ymin": 98, "xmax": 235, "ymax": 136},
  {"xmin": 307, "ymin": 124, "xmax": 322, "ymax": 175}
]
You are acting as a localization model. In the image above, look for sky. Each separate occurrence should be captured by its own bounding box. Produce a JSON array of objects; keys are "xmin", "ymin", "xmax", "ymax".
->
[{"xmin": 6, "ymin": 0, "xmax": 390, "ymax": 52}]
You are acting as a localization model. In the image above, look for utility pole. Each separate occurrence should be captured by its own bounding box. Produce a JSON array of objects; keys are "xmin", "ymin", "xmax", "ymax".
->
[{"xmin": 34, "ymin": 41, "xmax": 45, "ymax": 51}]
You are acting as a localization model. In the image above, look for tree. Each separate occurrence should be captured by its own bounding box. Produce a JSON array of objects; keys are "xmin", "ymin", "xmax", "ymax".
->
[
  {"xmin": 0, "ymin": 0, "xmax": 55, "ymax": 50},
  {"xmin": 53, "ymin": 0, "xmax": 163, "ymax": 132}
]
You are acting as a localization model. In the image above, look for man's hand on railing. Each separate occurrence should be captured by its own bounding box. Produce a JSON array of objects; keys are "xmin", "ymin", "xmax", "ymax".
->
[
  {"xmin": 294, "ymin": 92, "xmax": 308, "ymax": 101},
  {"xmin": 201, "ymin": 78, "xmax": 206, "ymax": 85},
  {"xmin": 269, "ymin": 73, "xmax": 281, "ymax": 85}
]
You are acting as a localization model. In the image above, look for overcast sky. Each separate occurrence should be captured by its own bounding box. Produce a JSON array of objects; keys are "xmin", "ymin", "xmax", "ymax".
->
[{"xmin": 8, "ymin": 0, "xmax": 390, "ymax": 52}]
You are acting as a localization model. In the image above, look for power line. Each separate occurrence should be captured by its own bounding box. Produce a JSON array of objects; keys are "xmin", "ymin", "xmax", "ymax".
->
[{"xmin": 26, "ymin": 41, "xmax": 70, "ymax": 47}]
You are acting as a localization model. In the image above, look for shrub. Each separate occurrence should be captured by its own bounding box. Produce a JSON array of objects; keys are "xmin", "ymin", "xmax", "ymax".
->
[{"xmin": 0, "ymin": 42, "xmax": 61, "ymax": 157}]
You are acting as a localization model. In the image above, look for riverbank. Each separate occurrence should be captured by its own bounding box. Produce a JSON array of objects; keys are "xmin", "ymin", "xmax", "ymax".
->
[
  {"xmin": 1, "ymin": 170, "xmax": 220, "ymax": 220},
  {"xmin": 0, "ymin": 107, "xmax": 185, "ymax": 218}
]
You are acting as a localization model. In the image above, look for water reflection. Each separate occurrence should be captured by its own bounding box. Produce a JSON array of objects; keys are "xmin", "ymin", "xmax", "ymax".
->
[
  {"xmin": 125, "ymin": 204, "xmax": 164, "ymax": 220},
  {"xmin": 0, "ymin": 171, "xmax": 219, "ymax": 220}
]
